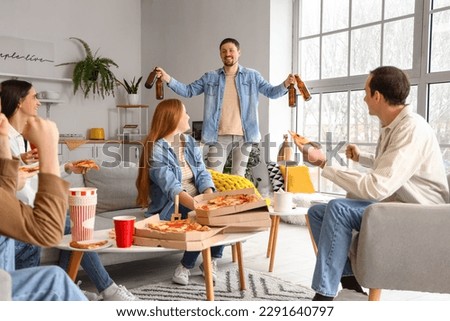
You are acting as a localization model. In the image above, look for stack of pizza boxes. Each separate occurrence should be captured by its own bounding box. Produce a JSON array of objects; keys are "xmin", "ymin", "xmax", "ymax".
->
[
  {"xmin": 194, "ymin": 188, "xmax": 271, "ymax": 233},
  {"xmin": 133, "ymin": 215, "xmax": 225, "ymax": 250}
]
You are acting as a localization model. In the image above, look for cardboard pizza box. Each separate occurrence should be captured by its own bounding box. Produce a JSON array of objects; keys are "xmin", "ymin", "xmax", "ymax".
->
[
  {"xmin": 222, "ymin": 225, "xmax": 269, "ymax": 233},
  {"xmin": 133, "ymin": 233, "xmax": 225, "ymax": 251},
  {"xmin": 196, "ymin": 208, "xmax": 270, "ymax": 225},
  {"xmin": 134, "ymin": 215, "xmax": 224, "ymax": 241},
  {"xmin": 194, "ymin": 188, "xmax": 267, "ymax": 218}
]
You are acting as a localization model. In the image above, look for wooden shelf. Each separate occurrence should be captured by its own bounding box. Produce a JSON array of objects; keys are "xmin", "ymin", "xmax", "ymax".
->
[{"xmin": 117, "ymin": 104, "xmax": 149, "ymax": 108}]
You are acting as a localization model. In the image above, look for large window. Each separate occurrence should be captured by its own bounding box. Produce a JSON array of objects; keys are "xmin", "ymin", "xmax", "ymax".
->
[{"xmin": 295, "ymin": 0, "xmax": 450, "ymax": 194}]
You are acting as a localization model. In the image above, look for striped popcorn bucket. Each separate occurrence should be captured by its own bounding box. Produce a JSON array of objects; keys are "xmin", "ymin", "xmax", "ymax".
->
[{"xmin": 68, "ymin": 187, "xmax": 98, "ymax": 241}]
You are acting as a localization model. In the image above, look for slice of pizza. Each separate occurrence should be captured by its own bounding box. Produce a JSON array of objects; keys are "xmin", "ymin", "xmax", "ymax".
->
[
  {"xmin": 72, "ymin": 159, "xmax": 100, "ymax": 171},
  {"xmin": 198, "ymin": 193, "xmax": 260, "ymax": 211},
  {"xmin": 288, "ymin": 130, "xmax": 321, "ymax": 149},
  {"xmin": 19, "ymin": 165, "xmax": 40, "ymax": 173},
  {"xmin": 146, "ymin": 219, "xmax": 211, "ymax": 233},
  {"xmin": 69, "ymin": 239, "xmax": 108, "ymax": 250}
]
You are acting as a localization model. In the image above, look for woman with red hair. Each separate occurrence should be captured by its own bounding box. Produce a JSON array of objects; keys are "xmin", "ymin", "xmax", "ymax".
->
[{"xmin": 136, "ymin": 99, "xmax": 224, "ymax": 285}]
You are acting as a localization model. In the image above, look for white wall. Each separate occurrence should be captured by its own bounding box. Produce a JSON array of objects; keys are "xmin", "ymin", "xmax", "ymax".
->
[
  {"xmin": 0, "ymin": 0, "xmax": 292, "ymax": 154},
  {"xmin": 0, "ymin": 0, "xmax": 141, "ymax": 139},
  {"xmin": 141, "ymin": 0, "xmax": 293, "ymax": 160}
]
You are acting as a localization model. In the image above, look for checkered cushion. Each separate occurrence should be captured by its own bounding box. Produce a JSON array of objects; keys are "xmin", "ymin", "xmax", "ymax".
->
[{"xmin": 266, "ymin": 162, "xmax": 285, "ymax": 192}]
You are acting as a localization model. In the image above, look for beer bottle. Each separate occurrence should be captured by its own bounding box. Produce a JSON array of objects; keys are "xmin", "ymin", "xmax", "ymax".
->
[
  {"xmin": 294, "ymin": 74, "xmax": 312, "ymax": 101},
  {"xmin": 156, "ymin": 78, "xmax": 164, "ymax": 100},
  {"xmin": 288, "ymin": 83, "xmax": 297, "ymax": 107},
  {"xmin": 277, "ymin": 134, "xmax": 295, "ymax": 162}
]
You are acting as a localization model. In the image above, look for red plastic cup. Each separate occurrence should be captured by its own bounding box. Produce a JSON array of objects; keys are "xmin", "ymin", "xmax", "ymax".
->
[{"xmin": 113, "ymin": 216, "xmax": 136, "ymax": 248}]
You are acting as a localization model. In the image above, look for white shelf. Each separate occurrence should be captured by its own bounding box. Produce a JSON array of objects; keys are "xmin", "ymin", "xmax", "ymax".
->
[
  {"xmin": 0, "ymin": 72, "xmax": 72, "ymax": 83},
  {"xmin": 39, "ymin": 99, "xmax": 64, "ymax": 104}
]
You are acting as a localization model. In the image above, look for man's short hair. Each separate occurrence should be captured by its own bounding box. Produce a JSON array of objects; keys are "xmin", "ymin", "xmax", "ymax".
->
[
  {"xmin": 369, "ymin": 66, "xmax": 410, "ymax": 106},
  {"xmin": 219, "ymin": 38, "xmax": 240, "ymax": 50}
]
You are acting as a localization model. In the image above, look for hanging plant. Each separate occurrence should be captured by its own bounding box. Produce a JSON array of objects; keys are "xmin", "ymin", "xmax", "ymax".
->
[{"xmin": 56, "ymin": 37, "xmax": 119, "ymax": 99}]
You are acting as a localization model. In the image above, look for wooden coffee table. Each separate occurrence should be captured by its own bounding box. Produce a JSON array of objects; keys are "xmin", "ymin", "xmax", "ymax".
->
[
  {"xmin": 57, "ymin": 229, "xmax": 264, "ymax": 301},
  {"xmin": 266, "ymin": 206, "xmax": 310, "ymax": 272}
]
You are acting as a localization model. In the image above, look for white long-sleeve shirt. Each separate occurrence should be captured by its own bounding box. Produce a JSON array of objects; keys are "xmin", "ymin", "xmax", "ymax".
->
[
  {"xmin": 322, "ymin": 106, "xmax": 449, "ymax": 205},
  {"xmin": 8, "ymin": 124, "xmax": 71, "ymax": 206}
]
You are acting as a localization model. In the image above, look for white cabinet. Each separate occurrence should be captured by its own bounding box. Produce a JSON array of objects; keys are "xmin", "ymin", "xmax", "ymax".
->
[{"xmin": 59, "ymin": 142, "xmax": 141, "ymax": 165}]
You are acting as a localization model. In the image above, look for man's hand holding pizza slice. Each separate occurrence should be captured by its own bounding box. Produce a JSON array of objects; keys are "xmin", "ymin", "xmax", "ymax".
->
[{"xmin": 288, "ymin": 130, "xmax": 327, "ymax": 168}]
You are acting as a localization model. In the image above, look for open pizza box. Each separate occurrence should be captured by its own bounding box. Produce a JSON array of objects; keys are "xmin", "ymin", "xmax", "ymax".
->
[
  {"xmin": 134, "ymin": 215, "xmax": 224, "ymax": 241},
  {"xmin": 194, "ymin": 187, "xmax": 267, "ymax": 218},
  {"xmin": 133, "ymin": 234, "xmax": 225, "ymax": 251},
  {"xmin": 196, "ymin": 208, "xmax": 271, "ymax": 226}
]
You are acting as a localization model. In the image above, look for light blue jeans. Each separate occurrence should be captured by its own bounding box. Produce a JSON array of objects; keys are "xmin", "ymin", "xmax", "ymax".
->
[
  {"xmin": 15, "ymin": 214, "xmax": 113, "ymax": 293},
  {"xmin": 206, "ymin": 135, "xmax": 251, "ymax": 177},
  {"xmin": 1, "ymin": 235, "xmax": 86, "ymax": 300},
  {"xmin": 308, "ymin": 198, "xmax": 375, "ymax": 297},
  {"xmin": 58, "ymin": 214, "xmax": 114, "ymax": 292}
]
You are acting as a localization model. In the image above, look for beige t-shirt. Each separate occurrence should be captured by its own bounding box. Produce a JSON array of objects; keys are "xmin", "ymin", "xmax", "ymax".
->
[
  {"xmin": 173, "ymin": 141, "xmax": 197, "ymax": 197},
  {"xmin": 218, "ymin": 73, "xmax": 244, "ymax": 135}
]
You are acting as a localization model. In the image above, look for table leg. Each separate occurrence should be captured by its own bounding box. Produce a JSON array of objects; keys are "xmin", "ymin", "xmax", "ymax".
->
[
  {"xmin": 231, "ymin": 244, "xmax": 237, "ymax": 262},
  {"xmin": 201, "ymin": 248, "xmax": 215, "ymax": 301},
  {"xmin": 235, "ymin": 242, "xmax": 246, "ymax": 290},
  {"xmin": 268, "ymin": 215, "xmax": 280, "ymax": 272},
  {"xmin": 266, "ymin": 215, "xmax": 276, "ymax": 258},
  {"xmin": 304, "ymin": 214, "xmax": 318, "ymax": 256},
  {"xmin": 67, "ymin": 251, "xmax": 84, "ymax": 281}
]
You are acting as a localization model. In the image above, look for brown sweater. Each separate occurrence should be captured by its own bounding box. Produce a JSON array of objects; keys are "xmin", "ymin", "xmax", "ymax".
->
[{"xmin": 0, "ymin": 158, "xmax": 69, "ymax": 247}]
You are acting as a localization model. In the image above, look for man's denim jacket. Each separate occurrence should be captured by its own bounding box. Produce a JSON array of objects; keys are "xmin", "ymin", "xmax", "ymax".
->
[
  {"xmin": 167, "ymin": 65, "xmax": 288, "ymax": 143},
  {"xmin": 146, "ymin": 134, "xmax": 215, "ymax": 220}
]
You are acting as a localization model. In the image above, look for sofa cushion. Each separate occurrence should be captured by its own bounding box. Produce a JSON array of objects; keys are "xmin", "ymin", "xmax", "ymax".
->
[
  {"xmin": 84, "ymin": 163, "xmax": 139, "ymax": 213},
  {"xmin": 266, "ymin": 162, "xmax": 285, "ymax": 192}
]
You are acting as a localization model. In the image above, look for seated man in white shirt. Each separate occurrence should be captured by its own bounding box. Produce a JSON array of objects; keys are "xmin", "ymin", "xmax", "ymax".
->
[{"xmin": 291, "ymin": 66, "xmax": 449, "ymax": 301}]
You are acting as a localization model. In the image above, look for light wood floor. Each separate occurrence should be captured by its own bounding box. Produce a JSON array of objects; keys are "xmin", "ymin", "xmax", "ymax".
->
[{"xmin": 78, "ymin": 221, "xmax": 450, "ymax": 301}]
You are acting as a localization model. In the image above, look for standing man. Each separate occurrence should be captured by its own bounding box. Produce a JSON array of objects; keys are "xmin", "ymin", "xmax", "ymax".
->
[
  {"xmin": 156, "ymin": 38, "xmax": 295, "ymax": 176},
  {"xmin": 291, "ymin": 66, "xmax": 449, "ymax": 301}
]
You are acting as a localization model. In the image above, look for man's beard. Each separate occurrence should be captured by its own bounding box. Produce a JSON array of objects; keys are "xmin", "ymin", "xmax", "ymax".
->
[{"xmin": 223, "ymin": 57, "xmax": 238, "ymax": 67}]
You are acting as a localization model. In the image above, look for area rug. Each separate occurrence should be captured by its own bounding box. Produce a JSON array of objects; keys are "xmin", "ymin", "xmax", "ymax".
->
[{"xmin": 131, "ymin": 267, "xmax": 314, "ymax": 301}]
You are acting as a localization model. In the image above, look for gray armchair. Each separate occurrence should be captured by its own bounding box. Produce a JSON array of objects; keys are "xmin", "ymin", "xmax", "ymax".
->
[
  {"xmin": 0, "ymin": 269, "xmax": 12, "ymax": 300},
  {"xmin": 349, "ymin": 174, "xmax": 450, "ymax": 300}
]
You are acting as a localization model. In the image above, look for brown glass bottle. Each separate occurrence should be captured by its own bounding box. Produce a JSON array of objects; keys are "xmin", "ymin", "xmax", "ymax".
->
[
  {"xmin": 288, "ymin": 83, "xmax": 297, "ymax": 107},
  {"xmin": 277, "ymin": 134, "xmax": 295, "ymax": 162},
  {"xmin": 294, "ymin": 74, "xmax": 312, "ymax": 101},
  {"xmin": 155, "ymin": 78, "xmax": 164, "ymax": 100}
]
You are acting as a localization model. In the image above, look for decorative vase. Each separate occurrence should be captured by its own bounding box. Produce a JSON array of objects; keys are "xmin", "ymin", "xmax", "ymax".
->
[{"xmin": 127, "ymin": 94, "xmax": 139, "ymax": 105}]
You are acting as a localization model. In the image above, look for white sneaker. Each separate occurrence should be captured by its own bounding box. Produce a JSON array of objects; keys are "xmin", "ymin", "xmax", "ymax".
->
[
  {"xmin": 76, "ymin": 281, "xmax": 101, "ymax": 301},
  {"xmin": 172, "ymin": 264, "xmax": 190, "ymax": 285},
  {"xmin": 102, "ymin": 284, "xmax": 140, "ymax": 301},
  {"xmin": 199, "ymin": 259, "xmax": 218, "ymax": 283}
]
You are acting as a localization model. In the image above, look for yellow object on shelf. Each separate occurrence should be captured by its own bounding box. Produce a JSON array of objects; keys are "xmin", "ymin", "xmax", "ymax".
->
[{"xmin": 89, "ymin": 128, "xmax": 105, "ymax": 140}]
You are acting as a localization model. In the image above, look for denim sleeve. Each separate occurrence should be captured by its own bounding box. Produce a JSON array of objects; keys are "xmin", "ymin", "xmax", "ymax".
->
[
  {"xmin": 167, "ymin": 75, "xmax": 206, "ymax": 98},
  {"xmin": 253, "ymin": 70, "xmax": 288, "ymax": 98},
  {"xmin": 149, "ymin": 144, "xmax": 184, "ymax": 201},
  {"xmin": 185, "ymin": 136, "xmax": 215, "ymax": 193}
]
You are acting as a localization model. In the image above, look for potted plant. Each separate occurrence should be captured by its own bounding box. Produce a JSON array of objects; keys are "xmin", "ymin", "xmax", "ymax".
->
[
  {"xmin": 56, "ymin": 37, "xmax": 119, "ymax": 99},
  {"xmin": 116, "ymin": 76, "xmax": 142, "ymax": 105}
]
